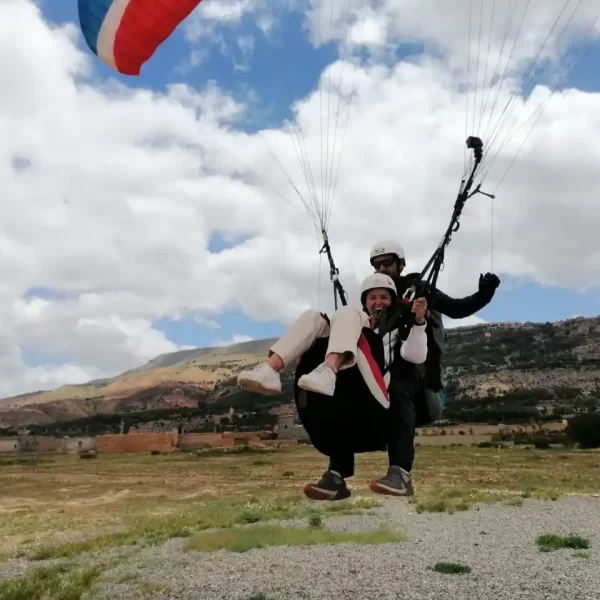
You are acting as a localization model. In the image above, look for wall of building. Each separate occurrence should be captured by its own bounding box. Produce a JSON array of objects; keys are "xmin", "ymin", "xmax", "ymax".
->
[
  {"xmin": 1, "ymin": 421, "xmax": 311, "ymax": 456},
  {"xmin": 96, "ymin": 432, "xmax": 179, "ymax": 453},
  {"xmin": 263, "ymin": 438, "xmax": 298, "ymax": 446},
  {"xmin": 276, "ymin": 415, "xmax": 295, "ymax": 439},
  {"xmin": 222, "ymin": 431, "xmax": 262, "ymax": 444},
  {"xmin": 178, "ymin": 433, "xmax": 234, "ymax": 449},
  {"xmin": 19, "ymin": 436, "xmax": 63, "ymax": 453},
  {"xmin": 0, "ymin": 438, "xmax": 19, "ymax": 454},
  {"xmin": 62, "ymin": 437, "xmax": 96, "ymax": 453}
]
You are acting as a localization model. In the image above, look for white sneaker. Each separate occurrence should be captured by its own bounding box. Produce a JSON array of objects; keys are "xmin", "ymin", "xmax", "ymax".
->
[
  {"xmin": 297, "ymin": 363, "xmax": 337, "ymax": 396},
  {"xmin": 237, "ymin": 363, "xmax": 282, "ymax": 395}
]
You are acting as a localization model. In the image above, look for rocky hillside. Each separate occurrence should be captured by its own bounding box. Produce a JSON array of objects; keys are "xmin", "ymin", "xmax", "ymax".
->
[
  {"xmin": 0, "ymin": 339, "xmax": 276, "ymax": 429},
  {"xmin": 1, "ymin": 316, "xmax": 599, "ymax": 431},
  {"xmin": 441, "ymin": 317, "xmax": 600, "ymax": 422}
]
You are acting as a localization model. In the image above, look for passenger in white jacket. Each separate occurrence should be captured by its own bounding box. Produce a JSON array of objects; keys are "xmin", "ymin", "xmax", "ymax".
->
[{"xmin": 237, "ymin": 273, "xmax": 428, "ymax": 401}]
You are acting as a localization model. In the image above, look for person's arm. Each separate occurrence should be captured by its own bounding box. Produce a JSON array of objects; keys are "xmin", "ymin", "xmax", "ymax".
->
[
  {"xmin": 431, "ymin": 273, "xmax": 500, "ymax": 319},
  {"xmin": 400, "ymin": 322, "xmax": 428, "ymax": 364}
]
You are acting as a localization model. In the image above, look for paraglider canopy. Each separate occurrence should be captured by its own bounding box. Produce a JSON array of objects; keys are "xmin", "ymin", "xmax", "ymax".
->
[{"xmin": 77, "ymin": 0, "xmax": 204, "ymax": 76}]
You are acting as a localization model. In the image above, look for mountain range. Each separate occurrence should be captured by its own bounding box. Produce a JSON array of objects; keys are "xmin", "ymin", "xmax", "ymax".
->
[{"xmin": 1, "ymin": 316, "xmax": 599, "ymax": 432}]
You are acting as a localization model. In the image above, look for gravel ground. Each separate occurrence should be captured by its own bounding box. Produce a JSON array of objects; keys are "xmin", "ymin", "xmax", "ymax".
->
[{"xmin": 3, "ymin": 495, "xmax": 600, "ymax": 599}]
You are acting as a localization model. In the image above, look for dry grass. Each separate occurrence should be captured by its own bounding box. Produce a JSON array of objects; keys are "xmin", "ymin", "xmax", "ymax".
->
[
  {"xmin": 415, "ymin": 421, "xmax": 566, "ymax": 438},
  {"xmin": 0, "ymin": 444, "xmax": 598, "ymax": 561},
  {"xmin": 185, "ymin": 524, "xmax": 404, "ymax": 553},
  {"xmin": 415, "ymin": 434, "xmax": 492, "ymax": 446}
]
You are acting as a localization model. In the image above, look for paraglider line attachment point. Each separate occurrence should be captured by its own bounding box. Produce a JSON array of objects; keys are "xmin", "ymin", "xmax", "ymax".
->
[
  {"xmin": 467, "ymin": 183, "xmax": 496, "ymax": 200},
  {"xmin": 466, "ymin": 135, "xmax": 483, "ymax": 161}
]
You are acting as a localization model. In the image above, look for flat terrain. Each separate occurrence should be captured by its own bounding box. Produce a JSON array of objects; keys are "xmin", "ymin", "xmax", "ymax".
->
[{"xmin": 0, "ymin": 444, "xmax": 599, "ymax": 599}]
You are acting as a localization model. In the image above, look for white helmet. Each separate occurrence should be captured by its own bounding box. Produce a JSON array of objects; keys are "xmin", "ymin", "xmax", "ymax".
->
[
  {"xmin": 370, "ymin": 240, "xmax": 406, "ymax": 265},
  {"xmin": 360, "ymin": 273, "xmax": 397, "ymax": 304}
]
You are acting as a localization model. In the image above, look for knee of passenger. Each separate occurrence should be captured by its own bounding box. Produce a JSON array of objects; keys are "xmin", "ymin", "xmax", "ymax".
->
[
  {"xmin": 331, "ymin": 305, "xmax": 360, "ymax": 322},
  {"xmin": 297, "ymin": 309, "xmax": 328, "ymax": 326}
]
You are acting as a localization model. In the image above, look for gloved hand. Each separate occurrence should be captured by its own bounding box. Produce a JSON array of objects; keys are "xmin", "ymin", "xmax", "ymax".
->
[{"xmin": 479, "ymin": 272, "xmax": 500, "ymax": 295}]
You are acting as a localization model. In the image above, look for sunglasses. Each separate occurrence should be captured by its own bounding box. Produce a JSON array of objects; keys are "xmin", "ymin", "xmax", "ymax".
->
[{"xmin": 372, "ymin": 257, "xmax": 396, "ymax": 269}]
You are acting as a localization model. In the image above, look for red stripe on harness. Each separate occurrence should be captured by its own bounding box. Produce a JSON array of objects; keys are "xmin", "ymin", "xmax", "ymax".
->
[{"xmin": 357, "ymin": 333, "xmax": 389, "ymax": 405}]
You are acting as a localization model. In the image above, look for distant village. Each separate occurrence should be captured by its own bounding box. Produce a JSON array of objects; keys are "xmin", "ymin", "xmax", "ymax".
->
[
  {"xmin": 0, "ymin": 414, "xmax": 307, "ymax": 456},
  {"xmin": 0, "ymin": 411, "xmax": 570, "ymax": 457}
]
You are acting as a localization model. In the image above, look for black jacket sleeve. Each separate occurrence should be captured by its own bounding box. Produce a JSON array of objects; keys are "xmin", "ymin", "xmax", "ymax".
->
[{"xmin": 430, "ymin": 287, "xmax": 494, "ymax": 319}]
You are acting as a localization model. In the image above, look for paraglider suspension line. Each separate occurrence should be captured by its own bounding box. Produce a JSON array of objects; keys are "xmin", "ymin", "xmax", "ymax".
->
[
  {"xmin": 419, "ymin": 136, "xmax": 494, "ymax": 295},
  {"xmin": 319, "ymin": 230, "xmax": 347, "ymax": 309}
]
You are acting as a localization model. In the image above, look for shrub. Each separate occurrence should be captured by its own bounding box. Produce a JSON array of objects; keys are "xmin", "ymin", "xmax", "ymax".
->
[
  {"xmin": 431, "ymin": 562, "xmax": 472, "ymax": 574},
  {"xmin": 565, "ymin": 413, "xmax": 600, "ymax": 448},
  {"xmin": 547, "ymin": 433, "xmax": 573, "ymax": 446},
  {"xmin": 308, "ymin": 513, "xmax": 323, "ymax": 529},
  {"xmin": 536, "ymin": 533, "xmax": 590, "ymax": 552}
]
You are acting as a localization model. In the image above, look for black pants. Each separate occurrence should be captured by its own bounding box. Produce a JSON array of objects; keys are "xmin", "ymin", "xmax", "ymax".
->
[{"xmin": 328, "ymin": 379, "xmax": 417, "ymax": 479}]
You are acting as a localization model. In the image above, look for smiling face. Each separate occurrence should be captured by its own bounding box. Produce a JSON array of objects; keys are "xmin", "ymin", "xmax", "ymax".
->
[{"xmin": 364, "ymin": 288, "xmax": 393, "ymax": 314}]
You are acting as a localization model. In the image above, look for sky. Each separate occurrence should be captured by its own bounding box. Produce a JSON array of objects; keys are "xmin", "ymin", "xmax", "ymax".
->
[{"xmin": 1, "ymin": 0, "xmax": 600, "ymax": 398}]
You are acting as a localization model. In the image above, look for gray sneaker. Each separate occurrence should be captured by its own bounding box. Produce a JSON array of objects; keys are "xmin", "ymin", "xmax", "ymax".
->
[
  {"xmin": 369, "ymin": 465, "xmax": 414, "ymax": 496},
  {"xmin": 303, "ymin": 470, "xmax": 351, "ymax": 501}
]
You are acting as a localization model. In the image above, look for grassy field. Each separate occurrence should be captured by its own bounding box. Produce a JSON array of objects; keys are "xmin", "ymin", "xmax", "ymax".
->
[
  {"xmin": 1, "ymin": 443, "xmax": 599, "ymax": 564},
  {"xmin": 1, "ymin": 443, "xmax": 599, "ymax": 598}
]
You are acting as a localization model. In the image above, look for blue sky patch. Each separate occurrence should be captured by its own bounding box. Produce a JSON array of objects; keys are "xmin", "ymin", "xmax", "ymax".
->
[
  {"xmin": 153, "ymin": 310, "xmax": 285, "ymax": 348},
  {"xmin": 208, "ymin": 230, "xmax": 252, "ymax": 253},
  {"xmin": 20, "ymin": 347, "xmax": 71, "ymax": 367},
  {"xmin": 23, "ymin": 286, "xmax": 76, "ymax": 301},
  {"xmin": 476, "ymin": 275, "xmax": 600, "ymax": 324}
]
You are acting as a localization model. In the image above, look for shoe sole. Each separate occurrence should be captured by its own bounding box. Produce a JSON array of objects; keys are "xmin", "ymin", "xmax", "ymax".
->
[
  {"xmin": 297, "ymin": 377, "xmax": 335, "ymax": 397},
  {"xmin": 303, "ymin": 484, "xmax": 351, "ymax": 501},
  {"xmin": 369, "ymin": 480, "xmax": 414, "ymax": 497},
  {"xmin": 237, "ymin": 377, "xmax": 281, "ymax": 395}
]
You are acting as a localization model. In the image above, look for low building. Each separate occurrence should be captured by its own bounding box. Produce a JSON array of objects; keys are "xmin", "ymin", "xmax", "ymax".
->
[
  {"xmin": 96, "ymin": 432, "xmax": 179, "ymax": 453},
  {"xmin": 62, "ymin": 436, "xmax": 96, "ymax": 454},
  {"xmin": 19, "ymin": 436, "xmax": 62, "ymax": 453},
  {"xmin": 0, "ymin": 438, "xmax": 20, "ymax": 454},
  {"xmin": 277, "ymin": 415, "xmax": 295, "ymax": 439}
]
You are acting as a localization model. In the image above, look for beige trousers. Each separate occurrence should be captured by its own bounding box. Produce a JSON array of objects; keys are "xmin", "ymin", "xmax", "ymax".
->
[{"xmin": 269, "ymin": 306, "xmax": 370, "ymax": 370}]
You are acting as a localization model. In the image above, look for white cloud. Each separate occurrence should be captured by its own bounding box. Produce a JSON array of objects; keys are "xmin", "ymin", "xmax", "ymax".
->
[
  {"xmin": 211, "ymin": 334, "xmax": 254, "ymax": 347},
  {"xmin": 181, "ymin": 0, "xmax": 272, "ymax": 72},
  {"xmin": 193, "ymin": 316, "xmax": 222, "ymax": 329},
  {"xmin": 11, "ymin": 294, "xmax": 191, "ymax": 377},
  {"xmin": 444, "ymin": 315, "xmax": 487, "ymax": 329},
  {"xmin": 185, "ymin": 0, "xmax": 260, "ymax": 38},
  {"xmin": 306, "ymin": 0, "xmax": 600, "ymax": 65},
  {"xmin": 0, "ymin": 0, "xmax": 599, "ymax": 397}
]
